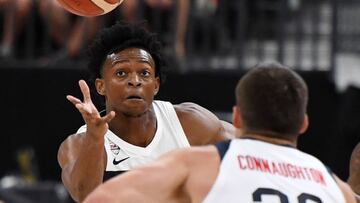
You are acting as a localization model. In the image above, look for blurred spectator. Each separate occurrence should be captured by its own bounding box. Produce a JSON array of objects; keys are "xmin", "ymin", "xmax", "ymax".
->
[
  {"xmin": 38, "ymin": 0, "xmax": 100, "ymax": 59},
  {"xmin": 187, "ymin": 0, "xmax": 219, "ymax": 55},
  {"xmin": 0, "ymin": 0, "xmax": 32, "ymax": 58},
  {"xmin": 120, "ymin": 0, "xmax": 189, "ymax": 61}
]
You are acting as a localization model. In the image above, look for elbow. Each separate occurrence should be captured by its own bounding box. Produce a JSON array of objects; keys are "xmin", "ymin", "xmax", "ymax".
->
[
  {"xmin": 63, "ymin": 172, "xmax": 103, "ymax": 202},
  {"xmin": 61, "ymin": 164, "xmax": 104, "ymax": 202},
  {"xmin": 67, "ymin": 187, "xmax": 85, "ymax": 203},
  {"xmin": 71, "ymin": 183, "xmax": 96, "ymax": 203},
  {"xmin": 65, "ymin": 181, "xmax": 95, "ymax": 203}
]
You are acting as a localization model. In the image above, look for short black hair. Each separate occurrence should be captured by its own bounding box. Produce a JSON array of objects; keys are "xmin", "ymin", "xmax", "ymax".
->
[
  {"xmin": 87, "ymin": 21, "xmax": 165, "ymax": 83},
  {"xmin": 236, "ymin": 62, "xmax": 308, "ymax": 137}
]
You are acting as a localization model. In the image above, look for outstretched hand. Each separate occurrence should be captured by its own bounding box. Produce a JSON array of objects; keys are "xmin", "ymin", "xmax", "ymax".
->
[{"xmin": 66, "ymin": 80, "xmax": 115, "ymax": 141}]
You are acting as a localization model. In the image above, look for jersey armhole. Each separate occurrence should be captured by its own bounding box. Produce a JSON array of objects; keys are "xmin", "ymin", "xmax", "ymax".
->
[
  {"xmin": 325, "ymin": 165, "xmax": 337, "ymax": 182},
  {"xmin": 215, "ymin": 140, "xmax": 231, "ymax": 160},
  {"xmin": 103, "ymin": 171, "xmax": 128, "ymax": 182},
  {"xmin": 156, "ymin": 100, "xmax": 190, "ymax": 147}
]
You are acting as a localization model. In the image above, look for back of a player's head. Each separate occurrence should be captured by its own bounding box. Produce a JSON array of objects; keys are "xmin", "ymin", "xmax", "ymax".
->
[
  {"xmin": 235, "ymin": 62, "xmax": 308, "ymax": 137},
  {"xmin": 87, "ymin": 21, "xmax": 165, "ymax": 83}
]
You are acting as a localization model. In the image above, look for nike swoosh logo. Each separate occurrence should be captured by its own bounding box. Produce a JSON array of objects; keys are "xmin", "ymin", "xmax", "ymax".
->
[{"xmin": 113, "ymin": 157, "xmax": 130, "ymax": 165}]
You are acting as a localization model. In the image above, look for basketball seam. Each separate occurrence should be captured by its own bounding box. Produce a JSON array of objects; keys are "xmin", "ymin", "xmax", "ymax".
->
[
  {"xmin": 104, "ymin": 0, "xmax": 120, "ymax": 4},
  {"xmin": 89, "ymin": 0, "xmax": 119, "ymax": 13},
  {"xmin": 57, "ymin": 0, "xmax": 104, "ymax": 17}
]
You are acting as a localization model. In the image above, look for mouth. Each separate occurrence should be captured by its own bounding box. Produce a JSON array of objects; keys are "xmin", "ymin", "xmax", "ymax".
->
[{"xmin": 125, "ymin": 95, "xmax": 144, "ymax": 101}]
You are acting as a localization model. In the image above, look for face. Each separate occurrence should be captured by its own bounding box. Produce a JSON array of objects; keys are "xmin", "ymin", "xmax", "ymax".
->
[{"xmin": 96, "ymin": 48, "xmax": 160, "ymax": 117}]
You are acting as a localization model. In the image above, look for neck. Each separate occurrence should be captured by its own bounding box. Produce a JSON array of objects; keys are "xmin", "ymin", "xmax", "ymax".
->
[
  {"xmin": 108, "ymin": 107, "xmax": 157, "ymax": 147},
  {"xmin": 240, "ymin": 131, "xmax": 298, "ymax": 147}
]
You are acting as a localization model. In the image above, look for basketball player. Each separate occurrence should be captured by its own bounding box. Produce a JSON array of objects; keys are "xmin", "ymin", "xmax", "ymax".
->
[
  {"xmin": 348, "ymin": 142, "xmax": 360, "ymax": 202},
  {"xmin": 57, "ymin": 22, "xmax": 236, "ymax": 202},
  {"xmin": 83, "ymin": 62, "xmax": 357, "ymax": 203}
]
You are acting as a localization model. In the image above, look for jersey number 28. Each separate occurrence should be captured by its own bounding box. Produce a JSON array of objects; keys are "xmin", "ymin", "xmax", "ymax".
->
[{"xmin": 253, "ymin": 188, "xmax": 322, "ymax": 203}]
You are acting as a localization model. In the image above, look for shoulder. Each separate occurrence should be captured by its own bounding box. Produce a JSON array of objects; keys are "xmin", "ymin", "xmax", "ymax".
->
[
  {"xmin": 154, "ymin": 145, "xmax": 220, "ymax": 177},
  {"xmin": 139, "ymin": 144, "xmax": 220, "ymax": 171},
  {"xmin": 350, "ymin": 143, "xmax": 360, "ymax": 173},
  {"xmin": 173, "ymin": 102, "xmax": 206, "ymax": 113},
  {"xmin": 349, "ymin": 142, "xmax": 360, "ymax": 195},
  {"xmin": 181, "ymin": 145, "xmax": 220, "ymax": 166},
  {"xmin": 57, "ymin": 132, "xmax": 86, "ymax": 168},
  {"xmin": 59, "ymin": 132, "xmax": 86, "ymax": 150},
  {"xmin": 350, "ymin": 142, "xmax": 360, "ymax": 165},
  {"xmin": 168, "ymin": 145, "xmax": 219, "ymax": 162},
  {"xmin": 173, "ymin": 102, "xmax": 225, "ymax": 145},
  {"xmin": 173, "ymin": 102, "xmax": 220, "ymax": 126}
]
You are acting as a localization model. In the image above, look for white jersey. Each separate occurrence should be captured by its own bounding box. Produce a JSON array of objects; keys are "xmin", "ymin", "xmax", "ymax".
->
[
  {"xmin": 77, "ymin": 100, "xmax": 190, "ymax": 173},
  {"xmin": 203, "ymin": 139, "xmax": 346, "ymax": 203}
]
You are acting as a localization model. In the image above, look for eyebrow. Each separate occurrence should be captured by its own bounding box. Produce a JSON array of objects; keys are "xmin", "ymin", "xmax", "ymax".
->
[
  {"xmin": 111, "ymin": 59, "xmax": 153, "ymax": 67},
  {"xmin": 111, "ymin": 59, "xmax": 154, "ymax": 67}
]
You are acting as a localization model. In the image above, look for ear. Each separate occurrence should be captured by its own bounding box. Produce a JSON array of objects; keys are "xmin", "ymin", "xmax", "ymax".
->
[
  {"xmin": 154, "ymin": 77, "xmax": 160, "ymax": 96},
  {"xmin": 232, "ymin": 106, "xmax": 243, "ymax": 129},
  {"xmin": 299, "ymin": 114, "xmax": 309, "ymax": 134},
  {"xmin": 95, "ymin": 78, "xmax": 106, "ymax": 96}
]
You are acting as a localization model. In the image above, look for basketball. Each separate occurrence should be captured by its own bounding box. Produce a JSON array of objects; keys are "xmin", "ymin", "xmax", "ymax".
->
[{"xmin": 56, "ymin": 0, "xmax": 124, "ymax": 17}]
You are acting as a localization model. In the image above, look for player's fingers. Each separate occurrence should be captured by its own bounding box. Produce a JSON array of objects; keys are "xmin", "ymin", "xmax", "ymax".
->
[
  {"xmin": 66, "ymin": 95, "xmax": 82, "ymax": 106},
  {"xmin": 102, "ymin": 111, "xmax": 115, "ymax": 123},
  {"xmin": 79, "ymin": 80, "xmax": 92, "ymax": 103},
  {"xmin": 75, "ymin": 103, "xmax": 95, "ymax": 116}
]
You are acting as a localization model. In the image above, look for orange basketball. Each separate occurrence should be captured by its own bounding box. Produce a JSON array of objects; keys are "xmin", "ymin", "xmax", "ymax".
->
[{"xmin": 56, "ymin": 0, "xmax": 124, "ymax": 17}]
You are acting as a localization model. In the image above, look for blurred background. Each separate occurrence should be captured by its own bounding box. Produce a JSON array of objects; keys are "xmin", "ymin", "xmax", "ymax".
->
[{"xmin": 1, "ymin": 0, "xmax": 360, "ymax": 202}]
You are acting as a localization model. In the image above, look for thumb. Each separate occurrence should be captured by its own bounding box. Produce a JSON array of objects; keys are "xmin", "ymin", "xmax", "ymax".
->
[{"xmin": 103, "ymin": 111, "xmax": 115, "ymax": 123}]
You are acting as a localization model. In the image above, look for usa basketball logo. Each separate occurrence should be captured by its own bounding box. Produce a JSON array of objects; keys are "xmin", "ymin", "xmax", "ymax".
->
[{"xmin": 108, "ymin": 139, "xmax": 120, "ymax": 155}]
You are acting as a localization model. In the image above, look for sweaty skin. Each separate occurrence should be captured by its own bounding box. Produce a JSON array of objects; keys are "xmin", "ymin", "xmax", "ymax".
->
[
  {"xmin": 348, "ymin": 143, "xmax": 360, "ymax": 202},
  {"xmin": 58, "ymin": 48, "xmax": 235, "ymax": 202}
]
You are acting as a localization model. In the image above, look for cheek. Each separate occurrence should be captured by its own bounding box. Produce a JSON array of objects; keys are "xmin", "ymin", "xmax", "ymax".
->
[
  {"xmin": 106, "ymin": 82, "xmax": 126, "ymax": 97},
  {"xmin": 145, "ymin": 86, "xmax": 157, "ymax": 96},
  {"xmin": 144, "ymin": 82, "xmax": 158, "ymax": 97}
]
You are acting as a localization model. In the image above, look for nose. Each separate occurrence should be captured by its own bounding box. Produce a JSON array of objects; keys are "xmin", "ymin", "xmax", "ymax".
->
[{"xmin": 127, "ymin": 73, "xmax": 142, "ymax": 87}]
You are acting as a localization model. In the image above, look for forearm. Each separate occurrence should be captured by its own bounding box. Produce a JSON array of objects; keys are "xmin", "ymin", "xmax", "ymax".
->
[{"xmin": 63, "ymin": 135, "xmax": 105, "ymax": 202}]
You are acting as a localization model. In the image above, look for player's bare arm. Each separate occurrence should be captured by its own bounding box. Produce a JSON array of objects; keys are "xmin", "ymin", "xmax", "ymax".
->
[
  {"xmin": 83, "ymin": 146, "xmax": 220, "ymax": 203},
  {"xmin": 348, "ymin": 142, "xmax": 360, "ymax": 202},
  {"xmin": 181, "ymin": 146, "xmax": 220, "ymax": 203},
  {"xmin": 58, "ymin": 79, "xmax": 115, "ymax": 202},
  {"xmin": 334, "ymin": 175, "xmax": 357, "ymax": 203},
  {"xmin": 83, "ymin": 148, "xmax": 192, "ymax": 203},
  {"xmin": 174, "ymin": 102, "xmax": 236, "ymax": 145}
]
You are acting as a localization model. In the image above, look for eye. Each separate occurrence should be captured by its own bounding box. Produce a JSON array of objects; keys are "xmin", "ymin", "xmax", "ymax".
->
[
  {"xmin": 116, "ymin": 70, "xmax": 126, "ymax": 77},
  {"xmin": 141, "ymin": 70, "xmax": 151, "ymax": 77}
]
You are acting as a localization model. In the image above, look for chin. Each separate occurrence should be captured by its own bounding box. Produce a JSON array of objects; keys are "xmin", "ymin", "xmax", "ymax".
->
[
  {"xmin": 119, "ymin": 100, "xmax": 152, "ymax": 117},
  {"xmin": 123, "ymin": 110, "xmax": 147, "ymax": 118},
  {"xmin": 123, "ymin": 106, "xmax": 148, "ymax": 117}
]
